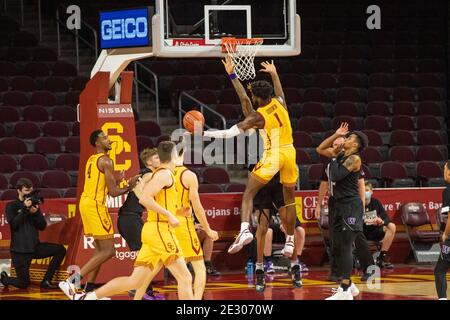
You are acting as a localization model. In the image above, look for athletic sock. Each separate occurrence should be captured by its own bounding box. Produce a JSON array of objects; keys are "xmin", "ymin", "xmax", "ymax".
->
[
  {"xmin": 286, "ymin": 234, "xmax": 294, "ymax": 244},
  {"xmin": 240, "ymin": 222, "xmax": 250, "ymax": 233},
  {"xmin": 84, "ymin": 282, "xmax": 96, "ymax": 292},
  {"xmin": 255, "ymin": 263, "xmax": 264, "ymax": 271}
]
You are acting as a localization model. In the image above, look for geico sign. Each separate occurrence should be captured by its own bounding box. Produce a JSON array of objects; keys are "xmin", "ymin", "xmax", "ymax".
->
[{"xmin": 101, "ymin": 18, "xmax": 147, "ymax": 40}]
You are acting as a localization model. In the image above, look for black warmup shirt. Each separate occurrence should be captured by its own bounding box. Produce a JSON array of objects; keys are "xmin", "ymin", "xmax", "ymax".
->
[
  {"xmin": 119, "ymin": 168, "xmax": 152, "ymax": 215},
  {"xmin": 440, "ymin": 185, "xmax": 450, "ymax": 232},
  {"xmin": 443, "ymin": 185, "xmax": 450, "ymax": 208},
  {"xmin": 327, "ymin": 153, "xmax": 361, "ymax": 201}
]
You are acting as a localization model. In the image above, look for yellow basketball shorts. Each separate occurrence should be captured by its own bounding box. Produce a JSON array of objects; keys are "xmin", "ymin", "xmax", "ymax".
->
[
  {"xmin": 174, "ymin": 216, "xmax": 203, "ymax": 262},
  {"xmin": 135, "ymin": 221, "xmax": 183, "ymax": 270},
  {"xmin": 252, "ymin": 145, "xmax": 299, "ymax": 186},
  {"xmin": 79, "ymin": 196, "xmax": 114, "ymax": 239}
]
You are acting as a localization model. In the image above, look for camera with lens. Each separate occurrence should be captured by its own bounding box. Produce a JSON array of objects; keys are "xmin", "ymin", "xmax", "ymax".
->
[{"xmin": 23, "ymin": 190, "xmax": 44, "ymax": 207}]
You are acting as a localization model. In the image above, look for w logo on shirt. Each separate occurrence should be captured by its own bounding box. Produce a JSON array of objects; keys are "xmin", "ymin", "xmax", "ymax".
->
[
  {"xmin": 347, "ymin": 217, "xmax": 356, "ymax": 225},
  {"xmin": 442, "ymin": 245, "xmax": 450, "ymax": 255}
]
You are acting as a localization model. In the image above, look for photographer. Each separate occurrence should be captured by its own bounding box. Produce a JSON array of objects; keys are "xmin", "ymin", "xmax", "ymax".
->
[{"xmin": 0, "ymin": 178, "xmax": 66, "ymax": 289}]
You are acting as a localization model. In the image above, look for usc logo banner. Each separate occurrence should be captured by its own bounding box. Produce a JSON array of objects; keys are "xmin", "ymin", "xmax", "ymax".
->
[{"xmin": 102, "ymin": 122, "xmax": 132, "ymax": 172}]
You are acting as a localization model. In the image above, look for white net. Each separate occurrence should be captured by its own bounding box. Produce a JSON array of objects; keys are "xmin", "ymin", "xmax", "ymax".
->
[{"xmin": 224, "ymin": 39, "xmax": 263, "ymax": 81}]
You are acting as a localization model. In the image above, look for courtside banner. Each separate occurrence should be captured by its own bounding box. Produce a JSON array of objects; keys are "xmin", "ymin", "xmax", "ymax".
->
[
  {"xmin": 1, "ymin": 187, "xmax": 443, "ymax": 244},
  {"xmin": 0, "ymin": 187, "xmax": 443, "ymax": 281}
]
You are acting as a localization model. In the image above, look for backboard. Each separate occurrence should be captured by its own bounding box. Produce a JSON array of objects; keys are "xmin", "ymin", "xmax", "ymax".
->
[{"xmin": 151, "ymin": 0, "xmax": 301, "ymax": 57}]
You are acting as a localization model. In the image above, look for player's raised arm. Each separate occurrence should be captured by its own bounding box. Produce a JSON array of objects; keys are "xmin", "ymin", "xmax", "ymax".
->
[
  {"xmin": 316, "ymin": 122, "xmax": 349, "ymax": 158},
  {"xmin": 329, "ymin": 154, "xmax": 362, "ymax": 183},
  {"xmin": 222, "ymin": 56, "xmax": 254, "ymax": 116},
  {"xmin": 139, "ymin": 170, "xmax": 179, "ymax": 228},
  {"xmin": 184, "ymin": 170, "xmax": 219, "ymax": 241},
  {"xmin": 99, "ymin": 156, "xmax": 138, "ymax": 197},
  {"xmin": 260, "ymin": 60, "xmax": 286, "ymax": 108},
  {"xmin": 203, "ymin": 111, "xmax": 264, "ymax": 139}
]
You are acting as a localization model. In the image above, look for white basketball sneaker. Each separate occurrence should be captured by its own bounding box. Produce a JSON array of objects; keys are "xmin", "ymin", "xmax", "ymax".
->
[
  {"xmin": 350, "ymin": 283, "xmax": 360, "ymax": 297},
  {"xmin": 331, "ymin": 283, "xmax": 359, "ymax": 297},
  {"xmin": 326, "ymin": 287, "xmax": 354, "ymax": 300},
  {"xmin": 59, "ymin": 280, "xmax": 77, "ymax": 300},
  {"xmin": 75, "ymin": 292, "xmax": 98, "ymax": 300},
  {"xmin": 228, "ymin": 229, "xmax": 254, "ymax": 254}
]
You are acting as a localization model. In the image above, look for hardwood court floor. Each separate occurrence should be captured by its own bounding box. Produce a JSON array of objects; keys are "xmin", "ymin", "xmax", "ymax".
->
[{"xmin": 0, "ymin": 265, "xmax": 445, "ymax": 300}]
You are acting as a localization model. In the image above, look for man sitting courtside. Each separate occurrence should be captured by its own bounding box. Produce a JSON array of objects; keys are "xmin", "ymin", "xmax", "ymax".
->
[
  {"xmin": 264, "ymin": 212, "xmax": 308, "ymax": 273},
  {"xmin": 364, "ymin": 181, "xmax": 396, "ymax": 268}
]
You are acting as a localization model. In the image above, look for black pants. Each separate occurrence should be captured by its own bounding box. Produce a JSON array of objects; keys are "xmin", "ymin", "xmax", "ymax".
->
[
  {"xmin": 117, "ymin": 212, "xmax": 154, "ymax": 294},
  {"xmin": 328, "ymin": 206, "xmax": 340, "ymax": 276},
  {"xmin": 117, "ymin": 212, "xmax": 144, "ymax": 252},
  {"xmin": 335, "ymin": 230, "xmax": 360, "ymax": 279},
  {"xmin": 434, "ymin": 255, "xmax": 450, "ymax": 298},
  {"xmin": 329, "ymin": 201, "xmax": 374, "ymax": 277},
  {"xmin": 3, "ymin": 243, "xmax": 66, "ymax": 289},
  {"xmin": 354, "ymin": 232, "xmax": 375, "ymax": 273}
]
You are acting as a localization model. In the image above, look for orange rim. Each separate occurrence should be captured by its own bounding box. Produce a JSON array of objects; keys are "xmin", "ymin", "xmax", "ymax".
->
[{"xmin": 221, "ymin": 37, "xmax": 264, "ymax": 53}]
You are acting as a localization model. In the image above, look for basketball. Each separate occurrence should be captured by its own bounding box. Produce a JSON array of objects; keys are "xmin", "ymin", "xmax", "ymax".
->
[{"xmin": 183, "ymin": 110, "xmax": 205, "ymax": 133}]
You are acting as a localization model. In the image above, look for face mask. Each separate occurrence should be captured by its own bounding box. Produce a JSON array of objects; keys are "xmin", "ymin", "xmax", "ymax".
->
[{"xmin": 365, "ymin": 191, "xmax": 372, "ymax": 200}]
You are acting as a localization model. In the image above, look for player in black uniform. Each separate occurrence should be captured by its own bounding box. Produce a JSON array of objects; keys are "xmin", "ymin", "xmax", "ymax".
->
[
  {"xmin": 434, "ymin": 160, "xmax": 450, "ymax": 300},
  {"xmin": 316, "ymin": 125, "xmax": 375, "ymax": 283},
  {"xmin": 315, "ymin": 136, "xmax": 346, "ymax": 281},
  {"xmin": 117, "ymin": 148, "xmax": 163, "ymax": 300},
  {"xmin": 321, "ymin": 128, "xmax": 368, "ymax": 300},
  {"xmin": 249, "ymin": 169, "xmax": 302, "ymax": 292}
]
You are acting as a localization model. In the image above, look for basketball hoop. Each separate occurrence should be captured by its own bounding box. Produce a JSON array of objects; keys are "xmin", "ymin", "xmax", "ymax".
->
[{"xmin": 222, "ymin": 37, "xmax": 263, "ymax": 81}]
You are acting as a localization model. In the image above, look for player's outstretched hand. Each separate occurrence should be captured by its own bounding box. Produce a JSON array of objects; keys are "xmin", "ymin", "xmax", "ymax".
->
[
  {"xmin": 207, "ymin": 229, "xmax": 219, "ymax": 241},
  {"xmin": 260, "ymin": 60, "xmax": 277, "ymax": 75},
  {"xmin": 335, "ymin": 122, "xmax": 349, "ymax": 136},
  {"xmin": 221, "ymin": 56, "xmax": 235, "ymax": 74},
  {"xmin": 168, "ymin": 215, "xmax": 180, "ymax": 228}
]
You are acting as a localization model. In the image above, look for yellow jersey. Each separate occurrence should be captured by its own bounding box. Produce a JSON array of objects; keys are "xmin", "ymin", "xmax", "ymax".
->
[
  {"xmin": 256, "ymin": 97, "xmax": 293, "ymax": 150},
  {"xmin": 146, "ymin": 167, "xmax": 178, "ymax": 223},
  {"xmin": 81, "ymin": 153, "xmax": 108, "ymax": 204},
  {"xmin": 174, "ymin": 165, "xmax": 191, "ymax": 216}
]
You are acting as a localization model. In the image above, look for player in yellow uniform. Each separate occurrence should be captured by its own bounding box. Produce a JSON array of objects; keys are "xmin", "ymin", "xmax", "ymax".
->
[
  {"xmin": 72, "ymin": 141, "xmax": 194, "ymax": 300},
  {"xmin": 172, "ymin": 144, "xmax": 218, "ymax": 300},
  {"xmin": 59, "ymin": 130, "xmax": 139, "ymax": 298},
  {"xmin": 203, "ymin": 58, "xmax": 298, "ymax": 258}
]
